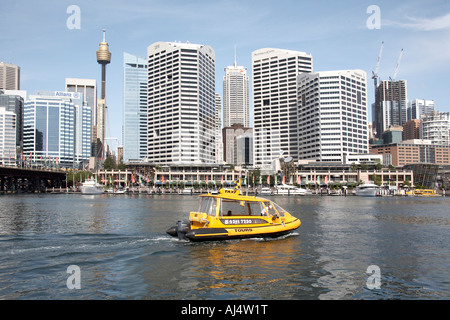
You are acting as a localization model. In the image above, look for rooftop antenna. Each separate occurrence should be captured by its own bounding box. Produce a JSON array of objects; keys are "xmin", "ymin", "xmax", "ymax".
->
[{"xmin": 234, "ymin": 44, "xmax": 237, "ymax": 67}]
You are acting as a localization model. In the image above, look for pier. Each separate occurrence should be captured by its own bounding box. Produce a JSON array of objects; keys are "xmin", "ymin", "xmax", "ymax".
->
[{"xmin": 0, "ymin": 166, "xmax": 66, "ymax": 193}]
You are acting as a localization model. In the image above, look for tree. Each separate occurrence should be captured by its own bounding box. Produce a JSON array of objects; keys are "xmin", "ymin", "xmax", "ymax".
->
[{"xmin": 103, "ymin": 157, "xmax": 116, "ymax": 170}]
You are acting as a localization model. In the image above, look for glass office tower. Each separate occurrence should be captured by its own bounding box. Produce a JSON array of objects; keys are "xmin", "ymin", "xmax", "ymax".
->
[{"xmin": 123, "ymin": 52, "xmax": 148, "ymax": 162}]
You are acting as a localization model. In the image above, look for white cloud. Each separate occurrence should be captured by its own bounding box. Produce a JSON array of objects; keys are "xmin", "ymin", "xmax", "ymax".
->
[{"xmin": 384, "ymin": 12, "xmax": 450, "ymax": 31}]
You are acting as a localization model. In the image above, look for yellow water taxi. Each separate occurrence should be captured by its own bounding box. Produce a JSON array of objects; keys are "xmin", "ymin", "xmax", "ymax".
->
[
  {"xmin": 406, "ymin": 189, "xmax": 440, "ymax": 197},
  {"xmin": 167, "ymin": 186, "xmax": 301, "ymax": 242}
]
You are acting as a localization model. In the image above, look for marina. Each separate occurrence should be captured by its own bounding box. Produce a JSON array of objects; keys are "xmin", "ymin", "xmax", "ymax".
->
[{"xmin": 0, "ymin": 192, "xmax": 448, "ymax": 300}]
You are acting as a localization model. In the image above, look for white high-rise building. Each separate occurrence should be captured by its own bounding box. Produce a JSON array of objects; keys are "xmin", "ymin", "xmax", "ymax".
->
[
  {"xmin": 252, "ymin": 48, "xmax": 313, "ymax": 168},
  {"xmin": 297, "ymin": 70, "xmax": 368, "ymax": 163},
  {"xmin": 147, "ymin": 41, "xmax": 216, "ymax": 164},
  {"xmin": 223, "ymin": 60, "xmax": 249, "ymax": 127},
  {"xmin": 215, "ymin": 93, "xmax": 224, "ymax": 164}
]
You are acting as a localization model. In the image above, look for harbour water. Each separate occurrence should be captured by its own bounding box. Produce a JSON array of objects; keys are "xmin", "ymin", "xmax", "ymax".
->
[{"xmin": 0, "ymin": 193, "xmax": 449, "ymax": 300}]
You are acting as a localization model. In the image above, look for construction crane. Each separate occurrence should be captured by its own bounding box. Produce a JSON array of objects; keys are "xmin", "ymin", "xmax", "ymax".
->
[
  {"xmin": 372, "ymin": 41, "xmax": 384, "ymax": 89},
  {"xmin": 390, "ymin": 48, "xmax": 404, "ymax": 81}
]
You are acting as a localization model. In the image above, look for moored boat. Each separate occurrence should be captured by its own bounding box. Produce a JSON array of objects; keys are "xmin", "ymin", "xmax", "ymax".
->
[
  {"xmin": 166, "ymin": 186, "xmax": 301, "ymax": 242},
  {"xmin": 355, "ymin": 181, "xmax": 379, "ymax": 197},
  {"xmin": 79, "ymin": 178, "xmax": 104, "ymax": 195},
  {"xmin": 274, "ymin": 184, "xmax": 306, "ymax": 196},
  {"xmin": 407, "ymin": 189, "xmax": 439, "ymax": 197}
]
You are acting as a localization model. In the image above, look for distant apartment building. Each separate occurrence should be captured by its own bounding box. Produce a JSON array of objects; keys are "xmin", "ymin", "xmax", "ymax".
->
[
  {"xmin": 373, "ymin": 80, "xmax": 407, "ymax": 138},
  {"xmin": 297, "ymin": 69, "xmax": 368, "ymax": 163},
  {"xmin": 252, "ymin": 48, "xmax": 313, "ymax": 168},
  {"xmin": 0, "ymin": 62, "xmax": 20, "ymax": 90},
  {"xmin": 123, "ymin": 52, "xmax": 148, "ymax": 162},
  {"xmin": 420, "ymin": 111, "xmax": 450, "ymax": 146},
  {"xmin": 23, "ymin": 91, "xmax": 91, "ymax": 167},
  {"xmin": 147, "ymin": 41, "xmax": 216, "ymax": 164},
  {"xmin": 408, "ymin": 99, "xmax": 434, "ymax": 120},
  {"xmin": 223, "ymin": 60, "xmax": 249, "ymax": 127},
  {"xmin": 370, "ymin": 139, "xmax": 450, "ymax": 166}
]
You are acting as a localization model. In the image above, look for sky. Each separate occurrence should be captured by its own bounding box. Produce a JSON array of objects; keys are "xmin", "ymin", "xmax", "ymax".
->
[{"xmin": 1, "ymin": 0, "xmax": 450, "ymax": 153}]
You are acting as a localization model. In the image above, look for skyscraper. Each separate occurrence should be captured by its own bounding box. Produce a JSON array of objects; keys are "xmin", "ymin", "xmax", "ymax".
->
[
  {"xmin": 215, "ymin": 93, "xmax": 223, "ymax": 164},
  {"xmin": 123, "ymin": 52, "xmax": 147, "ymax": 162},
  {"xmin": 252, "ymin": 48, "xmax": 313, "ymax": 168},
  {"xmin": 147, "ymin": 41, "xmax": 216, "ymax": 164},
  {"xmin": 373, "ymin": 80, "xmax": 407, "ymax": 138},
  {"xmin": 0, "ymin": 62, "xmax": 20, "ymax": 90},
  {"xmin": 223, "ymin": 59, "xmax": 249, "ymax": 127},
  {"xmin": 297, "ymin": 70, "xmax": 368, "ymax": 163},
  {"xmin": 65, "ymin": 78, "xmax": 97, "ymax": 157}
]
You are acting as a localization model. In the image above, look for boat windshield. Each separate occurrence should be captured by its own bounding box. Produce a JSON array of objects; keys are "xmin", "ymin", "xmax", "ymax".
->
[
  {"xmin": 198, "ymin": 197, "xmax": 217, "ymax": 217},
  {"xmin": 219, "ymin": 199, "xmax": 268, "ymax": 217},
  {"xmin": 272, "ymin": 202, "xmax": 286, "ymax": 217}
]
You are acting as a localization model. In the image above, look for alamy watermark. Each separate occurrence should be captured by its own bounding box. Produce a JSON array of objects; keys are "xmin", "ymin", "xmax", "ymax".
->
[
  {"xmin": 366, "ymin": 265, "xmax": 381, "ymax": 289},
  {"xmin": 366, "ymin": 5, "xmax": 381, "ymax": 30},
  {"xmin": 66, "ymin": 265, "xmax": 81, "ymax": 289},
  {"xmin": 66, "ymin": 5, "xmax": 81, "ymax": 30}
]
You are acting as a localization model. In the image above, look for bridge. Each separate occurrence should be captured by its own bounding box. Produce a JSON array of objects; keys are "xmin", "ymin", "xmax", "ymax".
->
[{"xmin": 0, "ymin": 166, "xmax": 66, "ymax": 193}]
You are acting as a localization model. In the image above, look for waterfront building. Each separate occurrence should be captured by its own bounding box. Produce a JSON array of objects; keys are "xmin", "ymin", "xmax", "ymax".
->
[
  {"xmin": 408, "ymin": 99, "xmax": 434, "ymax": 120},
  {"xmin": 23, "ymin": 91, "xmax": 91, "ymax": 167},
  {"xmin": 222, "ymin": 124, "xmax": 253, "ymax": 165},
  {"xmin": 0, "ymin": 62, "xmax": 20, "ymax": 90},
  {"xmin": 403, "ymin": 119, "xmax": 421, "ymax": 140},
  {"xmin": 370, "ymin": 139, "xmax": 450, "ymax": 166},
  {"xmin": 147, "ymin": 41, "xmax": 216, "ymax": 164},
  {"xmin": 373, "ymin": 80, "xmax": 408, "ymax": 138},
  {"xmin": 419, "ymin": 111, "xmax": 450, "ymax": 146},
  {"xmin": 297, "ymin": 69, "xmax": 369, "ymax": 163},
  {"xmin": 252, "ymin": 48, "xmax": 313, "ymax": 168},
  {"xmin": 223, "ymin": 59, "xmax": 249, "ymax": 127},
  {"xmin": 123, "ymin": 52, "xmax": 148, "ymax": 162},
  {"xmin": 0, "ymin": 106, "xmax": 16, "ymax": 164},
  {"xmin": 0, "ymin": 89, "xmax": 25, "ymax": 151}
]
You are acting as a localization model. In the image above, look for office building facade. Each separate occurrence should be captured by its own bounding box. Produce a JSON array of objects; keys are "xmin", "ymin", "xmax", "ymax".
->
[
  {"xmin": 223, "ymin": 61, "xmax": 249, "ymax": 127},
  {"xmin": 123, "ymin": 52, "xmax": 148, "ymax": 162},
  {"xmin": 252, "ymin": 48, "xmax": 313, "ymax": 168},
  {"xmin": 147, "ymin": 41, "xmax": 216, "ymax": 164},
  {"xmin": 0, "ymin": 107, "xmax": 16, "ymax": 164},
  {"xmin": 297, "ymin": 70, "xmax": 368, "ymax": 163},
  {"xmin": 23, "ymin": 91, "xmax": 91, "ymax": 167}
]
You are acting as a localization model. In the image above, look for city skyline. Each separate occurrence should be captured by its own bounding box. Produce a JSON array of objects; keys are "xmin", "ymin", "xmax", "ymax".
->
[{"xmin": 1, "ymin": 0, "xmax": 450, "ymax": 152}]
